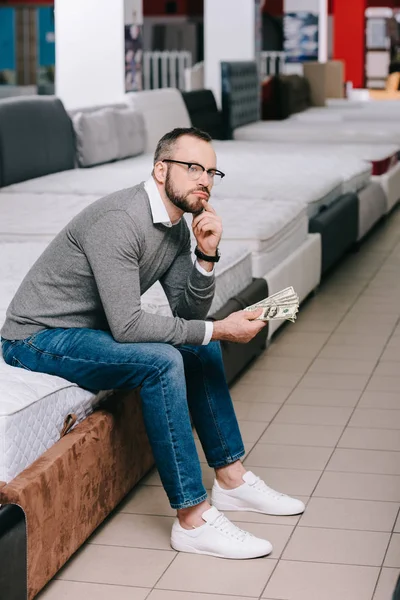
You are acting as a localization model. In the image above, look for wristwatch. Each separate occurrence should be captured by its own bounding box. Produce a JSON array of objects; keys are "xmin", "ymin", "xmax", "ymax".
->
[{"xmin": 194, "ymin": 246, "xmax": 221, "ymax": 263}]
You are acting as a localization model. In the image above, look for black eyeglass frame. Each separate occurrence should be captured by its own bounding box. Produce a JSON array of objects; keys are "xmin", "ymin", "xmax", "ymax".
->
[{"xmin": 161, "ymin": 159, "xmax": 225, "ymax": 181}]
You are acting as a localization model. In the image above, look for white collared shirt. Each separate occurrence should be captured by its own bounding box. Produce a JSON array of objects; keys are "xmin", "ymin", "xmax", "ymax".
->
[{"xmin": 144, "ymin": 177, "xmax": 214, "ymax": 345}]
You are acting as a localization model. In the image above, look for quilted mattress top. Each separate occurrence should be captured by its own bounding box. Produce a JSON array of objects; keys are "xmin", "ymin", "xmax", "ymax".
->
[
  {"xmin": 234, "ymin": 120, "xmax": 400, "ymax": 145},
  {"xmin": 0, "ymin": 351, "xmax": 94, "ymax": 417}
]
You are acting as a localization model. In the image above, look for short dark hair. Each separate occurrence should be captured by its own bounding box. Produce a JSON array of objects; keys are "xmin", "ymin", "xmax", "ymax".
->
[{"xmin": 154, "ymin": 127, "xmax": 212, "ymax": 164}]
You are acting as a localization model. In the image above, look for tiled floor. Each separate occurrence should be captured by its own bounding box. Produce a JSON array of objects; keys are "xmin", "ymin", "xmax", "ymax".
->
[{"xmin": 38, "ymin": 211, "xmax": 400, "ymax": 600}]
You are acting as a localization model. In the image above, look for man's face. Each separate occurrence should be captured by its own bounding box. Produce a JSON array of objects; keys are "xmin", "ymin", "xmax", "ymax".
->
[{"xmin": 164, "ymin": 136, "xmax": 217, "ymax": 214}]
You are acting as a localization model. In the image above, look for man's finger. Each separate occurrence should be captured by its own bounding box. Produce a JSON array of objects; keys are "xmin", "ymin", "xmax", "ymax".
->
[
  {"xmin": 242, "ymin": 308, "xmax": 264, "ymax": 320},
  {"xmin": 192, "ymin": 211, "xmax": 220, "ymax": 228},
  {"xmin": 201, "ymin": 199, "xmax": 217, "ymax": 215}
]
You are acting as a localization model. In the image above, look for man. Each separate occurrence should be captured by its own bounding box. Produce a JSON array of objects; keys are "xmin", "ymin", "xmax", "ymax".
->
[{"xmin": 1, "ymin": 127, "xmax": 304, "ymax": 559}]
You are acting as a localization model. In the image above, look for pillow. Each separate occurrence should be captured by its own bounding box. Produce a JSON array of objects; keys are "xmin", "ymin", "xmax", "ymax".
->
[
  {"xmin": 73, "ymin": 108, "xmax": 119, "ymax": 167},
  {"xmin": 113, "ymin": 108, "xmax": 146, "ymax": 159}
]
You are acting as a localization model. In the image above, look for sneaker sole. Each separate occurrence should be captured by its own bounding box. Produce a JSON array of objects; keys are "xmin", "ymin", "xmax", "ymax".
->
[
  {"xmin": 212, "ymin": 499, "xmax": 305, "ymax": 516},
  {"xmin": 170, "ymin": 540, "xmax": 272, "ymax": 559}
]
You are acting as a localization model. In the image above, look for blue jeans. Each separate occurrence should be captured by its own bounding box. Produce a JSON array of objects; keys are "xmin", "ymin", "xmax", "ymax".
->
[{"xmin": 1, "ymin": 329, "xmax": 245, "ymax": 509}]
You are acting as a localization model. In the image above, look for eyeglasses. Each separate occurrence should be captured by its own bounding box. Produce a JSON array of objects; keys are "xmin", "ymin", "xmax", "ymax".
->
[{"xmin": 162, "ymin": 159, "xmax": 225, "ymax": 186}]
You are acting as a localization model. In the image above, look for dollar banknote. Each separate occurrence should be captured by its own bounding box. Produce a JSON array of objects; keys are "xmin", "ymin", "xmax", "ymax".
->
[{"xmin": 244, "ymin": 286, "xmax": 299, "ymax": 322}]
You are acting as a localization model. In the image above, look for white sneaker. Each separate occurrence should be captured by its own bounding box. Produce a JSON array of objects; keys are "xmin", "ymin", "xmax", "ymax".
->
[
  {"xmin": 170, "ymin": 506, "xmax": 272, "ymax": 559},
  {"xmin": 211, "ymin": 471, "xmax": 305, "ymax": 516}
]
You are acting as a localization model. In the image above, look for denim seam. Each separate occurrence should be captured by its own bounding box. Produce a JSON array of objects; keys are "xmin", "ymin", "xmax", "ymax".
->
[
  {"xmin": 156, "ymin": 360, "xmax": 189, "ymax": 506},
  {"xmin": 170, "ymin": 491, "xmax": 208, "ymax": 510},
  {"xmin": 207, "ymin": 449, "xmax": 246, "ymax": 469},
  {"xmin": 180, "ymin": 346, "xmax": 233, "ymax": 463}
]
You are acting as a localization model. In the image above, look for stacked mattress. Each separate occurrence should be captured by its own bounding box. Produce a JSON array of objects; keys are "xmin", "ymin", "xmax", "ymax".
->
[{"xmin": 234, "ymin": 118, "xmax": 400, "ymax": 146}]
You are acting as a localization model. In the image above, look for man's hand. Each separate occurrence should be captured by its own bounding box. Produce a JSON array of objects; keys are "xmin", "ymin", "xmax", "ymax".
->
[
  {"xmin": 211, "ymin": 308, "xmax": 267, "ymax": 344},
  {"xmin": 192, "ymin": 200, "xmax": 223, "ymax": 257}
]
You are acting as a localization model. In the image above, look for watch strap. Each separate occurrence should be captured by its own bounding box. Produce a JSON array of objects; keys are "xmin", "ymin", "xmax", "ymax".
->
[{"xmin": 194, "ymin": 246, "xmax": 221, "ymax": 263}]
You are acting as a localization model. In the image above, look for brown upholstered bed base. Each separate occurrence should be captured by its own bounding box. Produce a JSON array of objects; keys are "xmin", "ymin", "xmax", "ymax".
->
[{"xmin": 0, "ymin": 389, "xmax": 154, "ymax": 599}]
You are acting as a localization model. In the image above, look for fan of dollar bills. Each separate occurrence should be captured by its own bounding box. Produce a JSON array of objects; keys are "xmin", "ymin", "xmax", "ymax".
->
[{"xmin": 244, "ymin": 286, "xmax": 299, "ymax": 323}]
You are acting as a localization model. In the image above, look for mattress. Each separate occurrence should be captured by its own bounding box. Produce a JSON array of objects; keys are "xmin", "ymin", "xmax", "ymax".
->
[
  {"xmin": 141, "ymin": 246, "xmax": 253, "ymax": 317},
  {"xmin": 357, "ymin": 182, "xmax": 387, "ymax": 241},
  {"xmin": 212, "ymin": 149, "xmax": 345, "ymax": 218},
  {"xmin": 372, "ymin": 162, "xmax": 400, "ymax": 213},
  {"xmin": 292, "ymin": 103, "xmax": 400, "ymax": 123},
  {"xmin": 0, "ymin": 194, "xmax": 100, "ymax": 242},
  {"xmin": 203, "ymin": 199, "xmax": 309, "ymax": 278},
  {"xmin": 0, "ymin": 350, "xmax": 99, "ymax": 483},
  {"xmin": 1, "ymin": 154, "xmax": 154, "ymax": 196},
  {"xmin": 233, "ymin": 120, "xmax": 400, "ymax": 145}
]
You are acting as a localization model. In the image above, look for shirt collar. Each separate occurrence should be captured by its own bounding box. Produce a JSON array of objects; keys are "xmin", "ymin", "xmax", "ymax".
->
[{"xmin": 144, "ymin": 176, "xmax": 179, "ymax": 228}]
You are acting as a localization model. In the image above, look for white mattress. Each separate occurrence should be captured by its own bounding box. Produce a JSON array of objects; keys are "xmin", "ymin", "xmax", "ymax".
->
[
  {"xmin": 292, "ymin": 103, "xmax": 400, "ymax": 123},
  {"xmin": 234, "ymin": 120, "xmax": 400, "ymax": 145},
  {"xmin": 1, "ymin": 154, "xmax": 154, "ymax": 196},
  {"xmin": 0, "ymin": 194, "xmax": 100, "ymax": 242},
  {"xmin": 204, "ymin": 199, "xmax": 309, "ymax": 278},
  {"xmin": 213, "ymin": 147, "xmax": 345, "ymax": 218},
  {"xmin": 0, "ymin": 350, "xmax": 99, "ymax": 483},
  {"xmin": 357, "ymin": 182, "xmax": 387, "ymax": 241}
]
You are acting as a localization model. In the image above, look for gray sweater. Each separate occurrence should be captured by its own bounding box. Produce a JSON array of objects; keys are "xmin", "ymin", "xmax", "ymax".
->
[{"xmin": 1, "ymin": 184, "xmax": 215, "ymax": 345}]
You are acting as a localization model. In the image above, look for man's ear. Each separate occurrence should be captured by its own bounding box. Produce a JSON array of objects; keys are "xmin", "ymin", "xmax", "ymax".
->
[{"xmin": 153, "ymin": 161, "xmax": 167, "ymax": 184}]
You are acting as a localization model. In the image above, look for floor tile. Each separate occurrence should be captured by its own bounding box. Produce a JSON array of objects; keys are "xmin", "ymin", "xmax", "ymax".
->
[
  {"xmin": 243, "ymin": 465, "xmax": 321, "ymax": 497},
  {"xmin": 37, "ymin": 581, "xmax": 149, "ymax": 600},
  {"xmin": 230, "ymin": 384, "xmax": 292, "ymax": 404},
  {"xmin": 270, "ymin": 331, "xmax": 330, "ymax": 348},
  {"xmin": 384, "ymin": 534, "xmax": 400, "ymax": 567},
  {"xmin": 282, "ymin": 526, "xmax": 390, "ymax": 566},
  {"xmin": 267, "ymin": 341, "xmax": 323, "ymax": 359},
  {"xmin": 263, "ymin": 560, "xmax": 379, "ymax": 600},
  {"xmin": 156, "ymin": 554, "xmax": 277, "ymax": 597},
  {"xmin": 339, "ymin": 427, "xmax": 400, "ymax": 452},
  {"xmin": 299, "ymin": 497, "xmax": 399, "ymax": 532},
  {"xmin": 309, "ymin": 358, "xmax": 376, "ymax": 375},
  {"xmin": 238, "ymin": 370, "xmax": 302, "ymax": 388},
  {"xmin": 358, "ymin": 391, "xmax": 400, "ymax": 410},
  {"xmin": 234, "ymin": 420, "xmax": 268, "ymax": 443},
  {"xmin": 89, "ymin": 513, "xmax": 174, "ymax": 551},
  {"xmin": 366, "ymin": 375, "xmax": 400, "ymax": 393},
  {"xmin": 298, "ymin": 373, "xmax": 370, "ymax": 391},
  {"xmin": 318, "ymin": 344, "xmax": 383, "ymax": 361},
  {"xmin": 395, "ymin": 513, "xmax": 400, "ymax": 533},
  {"xmin": 327, "ymin": 448, "xmax": 400, "ymax": 476},
  {"xmin": 148, "ymin": 591, "xmax": 257, "ymax": 600},
  {"xmin": 375, "ymin": 361, "xmax": 400, "ymax": 376},
  {"xmin": 349, "ymin": 409, "xmax": 400, "ymax": 429},
  {"xmin": 273, "ymin": 405, "xmax": 353, "ymax": 426},
  {"xmin": 286, "ymin": 388, "xmax": 361, "ymax": 407},
  {"xmin": 233, "ymin": 522, "xmax": 294, "ymax": 560},
  {"xmin": 231, "ymin": 402, "xmax": 281, "ymax": 422},
  {"xmin": 251, "ymin": 355, "xmax": 312, "ymax": 373},
  {"xmin": 314, "ymin": 472, "xmax": 400, "ymax": 502},
  {"xmin": 120, "ymin": 485, "xmax": 175, "ymax": 517},
  {"xmin": 327, "ymin": 333, "xmax": 388, "ymax": 349},
  {"xmin": 373, "ymin": 568, "xmax": 400, "ymax": 600},
  {"xmin": 244, "ymin": 443, "xmax": 332, "ymax": 470},
  {"xmin": 259, "ymin": 423, "xmax": 344, "ymax": 447},
  {"xmin": 56, "ymin": 545, "xmax": 175, "ymax": 587}
]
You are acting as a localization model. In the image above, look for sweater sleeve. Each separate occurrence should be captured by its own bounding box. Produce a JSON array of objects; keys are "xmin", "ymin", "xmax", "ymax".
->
[
  {"xmin": 82, "ymin": 211, "xmax": 206, "ymax": 345},
  {"xmin": 160, "ymin": 227, "xmax": 215, "ymax": 321}
]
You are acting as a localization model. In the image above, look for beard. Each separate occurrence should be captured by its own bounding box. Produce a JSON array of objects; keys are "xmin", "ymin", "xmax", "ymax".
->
[{"xmin": 165, "ymin": 168, "xmax": 210, "ymax": 215}]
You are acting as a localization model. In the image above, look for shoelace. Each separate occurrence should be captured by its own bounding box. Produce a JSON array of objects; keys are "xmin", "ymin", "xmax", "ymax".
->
[
  {"xmin": 251, "ymin": 477, "xmax": 286, "ymax": 500},
  {"xmin": 211, "ymin": 513, "xmax": 251, "ymax": 542}
]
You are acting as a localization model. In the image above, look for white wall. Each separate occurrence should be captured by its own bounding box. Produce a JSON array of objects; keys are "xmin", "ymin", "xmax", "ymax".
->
[
  {"xmin": 55, "ymin": 0, "xmax": 126, "ymax": 109},
  {"xmin": 204, "ymin": 0, "xmax": 256, "ymax": 107}
]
